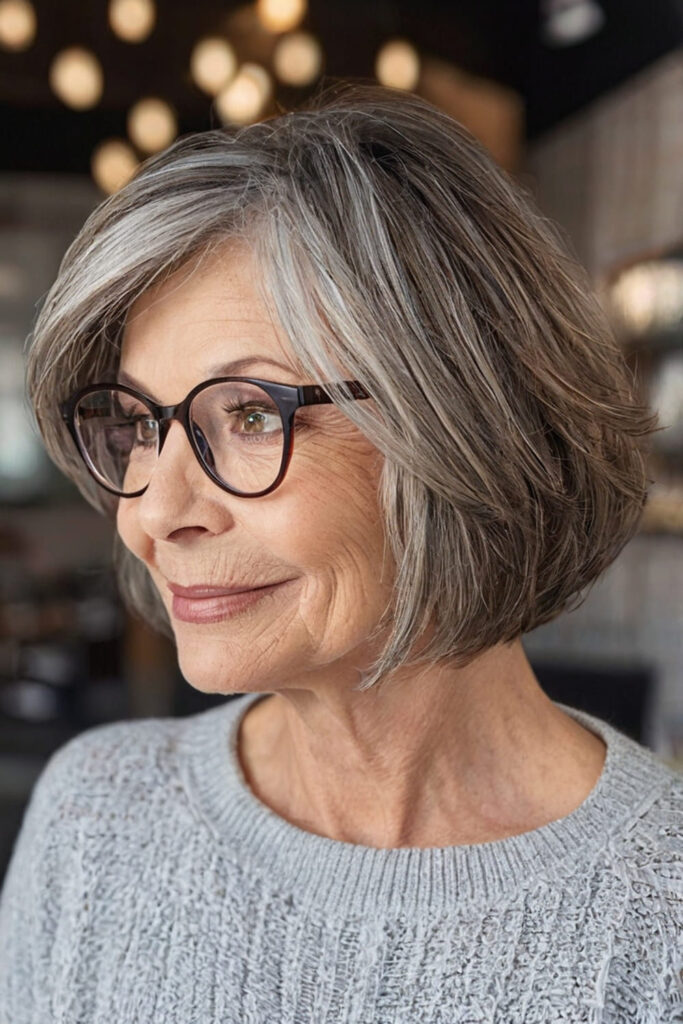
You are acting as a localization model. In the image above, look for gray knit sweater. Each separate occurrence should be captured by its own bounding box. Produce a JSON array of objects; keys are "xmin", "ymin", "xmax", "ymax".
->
[{"xmin": 1, "ymin": 690, "xmax": 682, "ymax": 1023}]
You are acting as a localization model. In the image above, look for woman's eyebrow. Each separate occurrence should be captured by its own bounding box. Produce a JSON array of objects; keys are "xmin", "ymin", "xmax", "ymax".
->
[
  {"xmin": 116, "ymin": 356, "xmax": 301, "ymax": 399},
  {"xmin": 205, "ymin": 356, "xmax": 300, "ymax": 377}
]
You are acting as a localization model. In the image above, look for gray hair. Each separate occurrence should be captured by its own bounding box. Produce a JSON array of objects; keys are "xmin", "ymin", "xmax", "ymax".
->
[{"xmin": 25, "ymin": 81, "xmax": 660, "ymax": 692}]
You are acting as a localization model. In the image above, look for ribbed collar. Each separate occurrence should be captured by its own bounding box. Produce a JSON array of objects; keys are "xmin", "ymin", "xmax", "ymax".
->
[{"xmin": 177, "ymin": 690, "xmax": 675, "ymax": 918}]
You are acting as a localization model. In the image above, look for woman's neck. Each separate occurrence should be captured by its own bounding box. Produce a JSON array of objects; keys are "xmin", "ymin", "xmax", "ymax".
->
[{"xmin": 237, "ymin": 642, "xmax": 607, "ymax": 849}]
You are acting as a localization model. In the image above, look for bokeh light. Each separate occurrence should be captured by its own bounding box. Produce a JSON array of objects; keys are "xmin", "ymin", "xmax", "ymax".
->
[
  {"xmin": 127, "ymin": 97, "xmax": 177, "ymax": 153},
  {"xmin": 49, "ymin": 47, "xmax": 104, "ymax": 109},
  {"xmin": 91, "ymin": 138, "xmax": 139, "ymax": 194},
  {"xmin": 273, "ymin": 30, "xmax": 322, "ymax": 86},
  {"xmin": 108, "ymin": 0, "xmax": 156, "ymax": 43},
  {"xmin": 256, "ymin": 0, "xmax": 306, "ymax": 33},
  {"xmin": 0, "ymin": 0, "xmax": 36, "ymax": 51},
  {"xmin": 190, "ymin": 36, "xmax": 237, "ymax": 95},
  {"xmin": 216, "ymin": 62, "xmax": 272, "ymax": 124},
  {"xmin": 375, "ymin": 38, "xmax": 420, "ymax": 90}
]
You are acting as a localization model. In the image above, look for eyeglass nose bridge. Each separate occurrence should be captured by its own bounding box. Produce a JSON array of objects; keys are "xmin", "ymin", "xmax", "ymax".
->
[
  {"xmin": 151, "ymin": 398, "xmax": 219, "ymax": 480},
  {"xmin": 153, "ymin": 399, "xmax": 192, "ymax": 451}
]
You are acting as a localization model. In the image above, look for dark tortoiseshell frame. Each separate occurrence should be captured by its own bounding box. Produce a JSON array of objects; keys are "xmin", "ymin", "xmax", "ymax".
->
[{"xmin": 59, "ymin": 377, "xmax": 371, "ymax": 499}]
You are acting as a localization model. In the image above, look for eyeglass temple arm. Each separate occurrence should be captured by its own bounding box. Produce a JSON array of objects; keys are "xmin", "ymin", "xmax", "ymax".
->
[{"xmin": 299, "ymin": 381, "xmax": 371, "ymax": 405}]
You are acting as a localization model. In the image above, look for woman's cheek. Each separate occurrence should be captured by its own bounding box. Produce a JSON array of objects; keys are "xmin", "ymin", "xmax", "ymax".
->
[{"xmin": 116, "ymin": 500, "xmax": 151, "ymax": 565}]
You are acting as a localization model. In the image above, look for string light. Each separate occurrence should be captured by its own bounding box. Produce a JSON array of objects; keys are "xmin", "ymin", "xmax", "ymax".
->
[
  {"xmin": 49, "ymin": 47, "xmax": 103, "ymax": 109},
  {"xmin": 256, "ymin": 0, "xmax": 306, "ymax": 33},
  {"xmin": 190, "ymin": 36, "xmax": 237, "ymax": 95},
  {"xmin": 0, "ymin": 0, "xmax": 36, "ymax": 51},
  {"xmin": 273, "ymin": 30, "xmax": 322, "ymax": 86},
  {"xmin": 127, "ymin": 97, "xmax": 177, "ymax": 153},
  {"xmin": 91, "ymin": 138, "xmax": 138, "ymax": 194},
  {"xmin": 108, "ymin": 0, "xmax": 155, "ymax": 43},
  {"xmin": 240, "ymin": 62, "xmax": 272, "ymax": 104},
  {"xmin": 375, "ymin": 39, "xmax": 420, "ymax": 90},
  {"xmin": 216, "ymin": 62, "xmax": 272, "ymax": 124}
]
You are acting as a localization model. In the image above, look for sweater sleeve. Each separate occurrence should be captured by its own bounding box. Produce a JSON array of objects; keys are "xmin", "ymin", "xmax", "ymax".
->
[
  {"xmin": 0, "ymin": 736, "xmax": 84, "ymax": 1023},
  {"xmin": 605, "ymin": 773, "xmax": 683, "ymax": 1024},
  {"xmin": 655, "ymin": 778, "xmax": 683, "ymax": 1023}
]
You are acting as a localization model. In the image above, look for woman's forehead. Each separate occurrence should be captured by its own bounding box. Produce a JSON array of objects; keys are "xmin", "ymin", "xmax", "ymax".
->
[
  {"xmin": 118, "ymin": 328, "xmax": 301, "ymax": 396},
  {"xmin": 125, "ymin": 245, "xmax": 272, "ymax": 330},
  {"xmin": 120, "ymin": 238, "xmax": 352, "ymax": 386},
  {"xmin": 120, "ymin": 249, "xmax": 299, "ymax": 372}
]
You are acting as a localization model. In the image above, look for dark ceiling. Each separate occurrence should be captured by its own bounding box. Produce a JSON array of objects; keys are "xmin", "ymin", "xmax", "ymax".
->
[{"xmin": 0, "ymin": 0, "xmax": 681, "ymax": 174}]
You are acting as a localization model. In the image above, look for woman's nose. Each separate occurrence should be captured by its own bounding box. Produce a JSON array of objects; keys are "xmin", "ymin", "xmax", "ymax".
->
[{"xmin": 133, "ymin": 419, "xmax": 219, "ymax": 539}]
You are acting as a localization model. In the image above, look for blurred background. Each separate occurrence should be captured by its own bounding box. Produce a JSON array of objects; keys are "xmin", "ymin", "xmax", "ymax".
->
[{"xmin": 0, "ymin": 0, "xmax": 682, "ymax": 878}]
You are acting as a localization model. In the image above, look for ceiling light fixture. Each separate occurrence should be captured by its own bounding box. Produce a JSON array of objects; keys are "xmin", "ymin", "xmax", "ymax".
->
[
  {"xmin": 540, "ymin": 0, "xmax": 605, "ymax": 47},
  {"xmin": 607, "ymin": 259, "xmax": 683, "ymax": 337}
]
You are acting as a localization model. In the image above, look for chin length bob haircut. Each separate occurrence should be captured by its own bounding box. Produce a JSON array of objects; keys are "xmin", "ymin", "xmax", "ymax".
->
[{"xmin": 26, "ymin": 81, "xmax": 660, "ymax": 692}]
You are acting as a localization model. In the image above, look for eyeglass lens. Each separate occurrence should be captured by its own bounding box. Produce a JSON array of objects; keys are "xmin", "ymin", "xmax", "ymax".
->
[{"xmin": 74, "ymin": 383, "xmax": 286, "ymax": 496}]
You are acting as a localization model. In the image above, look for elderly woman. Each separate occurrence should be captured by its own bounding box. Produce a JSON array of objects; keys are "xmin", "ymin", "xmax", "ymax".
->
[{"xmin": 1, "ymin": 82, "xmax": 681, "ymax": 1023}]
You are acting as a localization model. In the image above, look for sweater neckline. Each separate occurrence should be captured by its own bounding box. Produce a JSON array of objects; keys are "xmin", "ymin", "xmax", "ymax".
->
[{"xmin": 178, "ymin": 690, "xmax": 673, "ymax": 918}]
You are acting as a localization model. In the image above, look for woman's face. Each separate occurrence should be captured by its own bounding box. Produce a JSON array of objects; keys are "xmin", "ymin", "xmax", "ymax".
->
[{"xmin": 116, "ymin": 242, "xmax": 395, "ymax": 694}]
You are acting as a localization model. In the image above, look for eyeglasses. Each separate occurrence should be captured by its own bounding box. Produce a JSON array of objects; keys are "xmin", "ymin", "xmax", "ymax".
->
[{"xmin": 59, "ymin": 376, "xmax": 371, "ymax": 499}]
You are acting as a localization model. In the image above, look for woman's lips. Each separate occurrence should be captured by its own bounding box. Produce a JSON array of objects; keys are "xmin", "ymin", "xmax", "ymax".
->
[
  {"xmin": 168, "ymin": 579, "xmax": 295, "ymax": 624},
  {"xmin": 167, "ymin": 581, "xmax": 276, "ymax": 597}
]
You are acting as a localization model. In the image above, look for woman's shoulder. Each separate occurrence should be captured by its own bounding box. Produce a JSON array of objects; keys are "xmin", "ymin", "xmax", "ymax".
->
[
  {"xmin": 628, "ymin": 767, "xmax": 683, "ymax": 870},
  {"xmin": 564, "ymin": 702, "xmax": 683, "ymax": 884},
  {"xmin": 608, "ymin": 766, "xmax": 683, "ymax": 926},
  {"xmin": 22, "ymin": 706, "xmax": 220, "ymax": 835},
  {"xmin": 600, "ymin": 769, "xmax": 683, "ymax": 1018},
  {"xmin": 42, "ymin": 712, "xmax": 183, "ymax": 783}
]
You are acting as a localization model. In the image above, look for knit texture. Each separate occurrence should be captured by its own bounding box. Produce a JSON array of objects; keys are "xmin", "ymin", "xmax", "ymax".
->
[{"xmin": 1, "ymin": 690, "xmax": 681, "ymax": 1023}]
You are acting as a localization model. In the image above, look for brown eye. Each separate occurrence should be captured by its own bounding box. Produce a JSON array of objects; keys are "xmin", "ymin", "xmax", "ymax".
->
[
  {"xmin": 134, "ymin": 416, "xmax": 158, "ymax": 445},
  {"xmin": 220, "ymin": 401, "xmax": 283, "ymax": 442}
]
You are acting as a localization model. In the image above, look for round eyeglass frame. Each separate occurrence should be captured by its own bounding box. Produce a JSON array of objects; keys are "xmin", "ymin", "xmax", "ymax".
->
[{"xmin": 59, "ymin": 376, "xmax": 372, "ymax": 499}]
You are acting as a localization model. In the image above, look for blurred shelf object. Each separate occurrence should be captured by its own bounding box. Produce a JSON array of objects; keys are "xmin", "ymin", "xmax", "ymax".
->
[
  {"xmin": 599, "ymin": 248, "xmax": 683, "ymax": 536},
  {"xmin": 0, "ymin": 502, "xmax": 115, "ymax": 577},
  {"xmin": 123, "ymin": 611, "xmax": 177, "ymax": 719},
  {"xmin": 525, "ymin": 50, "xmax": 683, "ymax": 281},
  {"xmin": 523, "ymin": 529, "xmax": 683, "ymax": 760},
  {"xmin": 419, "ymin": 54, "xmax": 524, "ymax": 172},
  {"xmin": 603, "ymin": 252, "xmax": 683, "ymax": 346},
  {"xmin": 641, "ymin": 481, "xmax": 683, "ymax": 535},
  {"xmin": 531, "ymin": 657, "xmax": 654, "ymax": 743},
  {"xmin": 0, "ymin": 495, "xmax": 129, "ymax": 756}
]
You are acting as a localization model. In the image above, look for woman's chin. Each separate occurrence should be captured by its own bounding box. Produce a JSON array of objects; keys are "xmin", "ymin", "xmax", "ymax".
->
[
  {"xmin": 173, "ymin": 644, "xmax": 240, "ymax": 696},
  {"xmin": 173, "ymin": 635, "xmax": 277, "ymax": 698}
]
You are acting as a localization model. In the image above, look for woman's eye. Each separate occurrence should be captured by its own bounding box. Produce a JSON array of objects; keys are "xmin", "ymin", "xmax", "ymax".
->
[
  {"xmin": 222, "ymin": 404, "xmax": 282, "ymax": 437},
  {"xmin": 135, "ymin": 417, "xmax": 158, "ymax": 443},
  {"xmin": 241, "ymin": 409, "xmax": 273, "ymax": 432}
]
